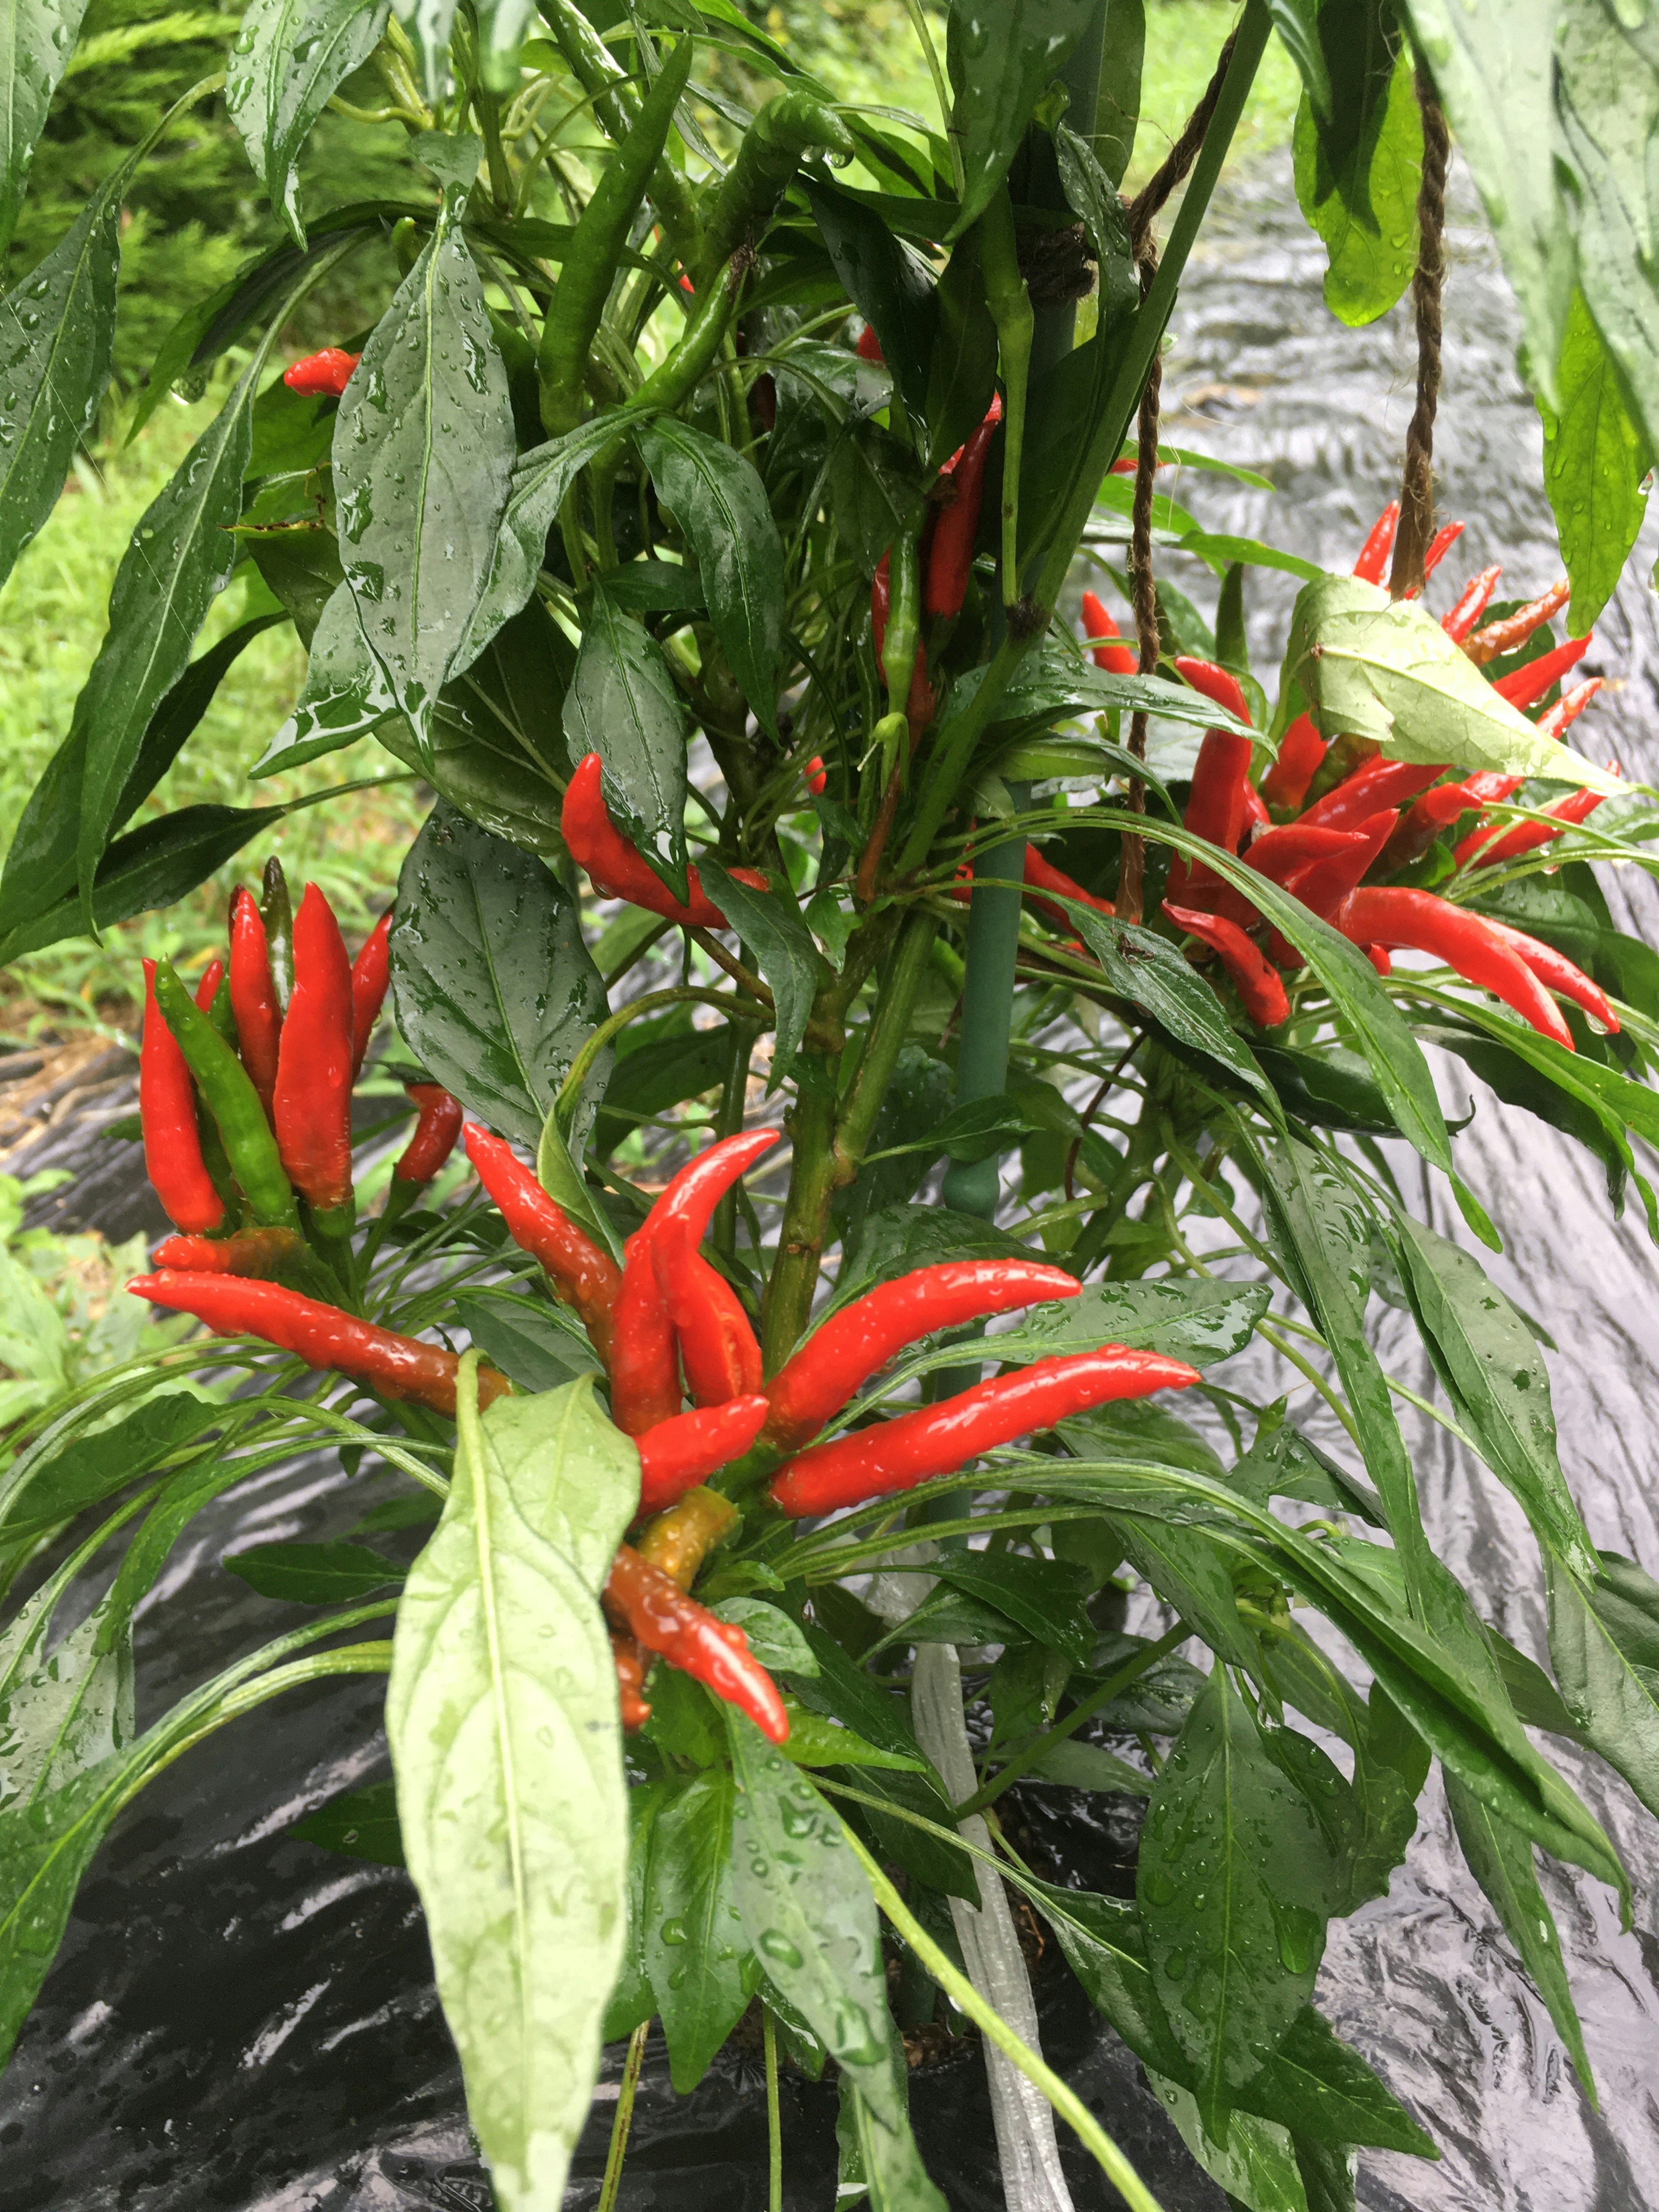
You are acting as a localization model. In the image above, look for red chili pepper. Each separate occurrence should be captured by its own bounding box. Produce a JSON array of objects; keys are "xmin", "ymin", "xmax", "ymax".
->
[
  {"xmin": 856, "ymin": 324, "xmax": 884, "ymax": 363},
  {"xmin": 610, "ymin": 1230, "xmax": 682, "ymax": 1435},
  {"xmin": 1478, "ymin": 915, "xmax": 1618, "ymax": 1031},
  {"xmin": 925, "ymin": 399, "xmax": 1001, "ymax": 619},
  {"xmin": 612, "ymin": 1633, "xmax": 652, "ymax": 1729},
  {"xmin": 283, "ymin": 348, "xmax": 361, "ymax": 398},
  {"xmin": 1536, "ymin": 675, "xmax": 1604, "ymax": 742},
  {"xmin": 1259, "ymin": 711, "xmax": 1326, "ymax": 815},
  {"xmin": 229, "ymin": 888, "xmax": 283, "ymax": 1121},
  {"xmin": 1170, "ymin": 728, "xmax": 1255, "ymax": 900},
  {"xmin": 1352, "ymin": 500, "xmax": 1398, "ymax": 585},
  {"xmin": 762, "ymin": 1258, "xmax": 1081, "ymax": 1451},
  {"xmin": 1366, "ymin": 945, "xmax": 1392, "ymax": 977},
  {"xmin": 603, "ymin": 1544, "xmax": 788, "ymax": 1742},
  {"xmin": 1241, "ymin": 784, "xmax": 1270, "ymax": 834},
  {"xmin": 152, "ymin": 1226, "xmax": 305, "ymax": 1276},
  {"xmin": 272, "ymin": 884, "xmax": 355, "ymax": 1212},
  {"xmin": 1173, "ymin": 656, "xmax": 1251, "ymax": 727},
  {"xmin": 646, "ymin": 1131, "xmax": 777, "ymax": 1404},
  {"xmin": 637, "ymin": 1393, "xmax": 770, "ymax": 1513},
  {"xmin": 1492, "ymin": 633, "xmax": 1592, "ymax": 710},
  {"xmin": 802, "ymin": 755, "xmax": 828, "ymax": 796},
  {"xmin": 1163, "ymin": 902, "xmax": 1289, "ymax": 1027},
  {"xmin": 1081, "ymin": 591, "xmax": 1137, "ymax": 675},
  {"xmin": 1022, "ymin": 844, "xmax": 1115, "ymax": 931},
  {"xmin": 1466, "ymin": 578, "xmax": 1570, "ymax": 665},
  {"xmin": 463, "ymin": 1124, "xmax": 623, "ymax": 1359},
  {"xmin": 1418, "ymin": 520, "xmax": 1464, "ymax": 583},
  {"xmin": 351, "ymin": 911, "xmax": 392, "ymax": 1080},
  {"xmin": 395, "ymin": 1084, "xmax": 463, "ymax": 1185},
  {"xmin": 769, "ymin": 1345, "xmax": 1200, "ymax": 1516},
  {"xmin": 1454, "ymin": 784, "xmax": 1608, "ymax": 873},
  {"xmin": 1441, "ymin": 564, "xmax": 1503, "ymax": 643},
  {"xmin": 140, "ymin": 958, "xmax": 225, "ymax": 1235},
  {"xmin": 1332, "ymin": 888, "xmax": 1575, "ymax": 1049},
  {"xmin": 129, "ymin": 1271, "xmax": 512, "ymax": 1412},
  {"xmin": 1242, "ymin": 821, "xmax": 1366, "ymax": 886},
  {"xmin": 1282, "ymin": 807, "xmax": 1396, "ymax": 918},
  {"xmin": 1297, "ymin": 756, "xmax": 1442, "ymax": 831},
  {"xmin": 195, "ymin": 959, "xmax": 225, "ymax": 1012},
  {"xmin": 561, "ymin": 754, "xmax": 768, "ymax": 927}
]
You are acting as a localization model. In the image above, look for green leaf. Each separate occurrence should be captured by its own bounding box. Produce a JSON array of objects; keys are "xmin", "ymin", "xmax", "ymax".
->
[
  {"xmin": 1114, "ymin": 1516, "xmax": 1260, "ymax": 1670},
  {"xmin": 844, "ymin": 2076, "xmax": 950, "ymax": 2212},
  {"xmin": 1150, "ymin": 2073, "xmax": 1310, "ymax": 2212},
  {"xmin": 779, "ymin": 1706, "xmax": 928, "ymax": 1771},
  {"xmin": 454, "ymin": 1291, "xmax": 601, "ymax": 1392},
  {"xmin": 1292, "ymin": 6, "xmax": 1421, "ymax": 326},
  {"xmin": 0, "ymin": 1386, "xmax": 218, "ymax": 1540},
  {"xmin": 290, "ymin": 1779, "xmax": 406, "ymax": 1866},
  {"xmin": 636, "ymin": 418, "xmax": 785, "ymax": 737},
  {"xmin": 699, "ymin": 862, "xmax": 826, "ymax": 1077},
  {"xmin": 1390, "ymin": 1217, "xmax": 1598, "ymax": 1580},
  {"xmin": 1554, "ymin": 3, "xmax": 1659, "ymax": 462},
  {"xmin": 996, "ymin": 1275, "xmax": 1271, "ymax": 1370},
  {"xmin": 714, "ymin": 1598, "xmax": 818, "ymax": 1675},
  {"xmin": 930, "ymin": 1551, "xmax": 1095, "ymax": 1664},
  {"xmin": 1392, "ymin": 0, "xmax": 1572, "ymax": 408},
  {"xmin": 1068, "ymin": 908, "xmax": 1276, "ymax": 1107},
  {"xmin": 1266, "ymin": 0, "xmax": 1328, "ymax": 113},
  {"xmin": 1255, "ymin": 1042, "xmax": 1395, "ymax": 1137},
  {"xmin": 0, "ymin": 0, "xmax": 89, "ymax": 258},
  {"xmin": 1443, "ymin": 1774, "xmax": 1594, "ymax": 2098},
  {"xmin": 801, "ymin": 173, "xmax": 938, "ymax": 426},
  {"xmin": 593, "ymin": 1027, "xmax": 728, "ymax": 1156},
  {"xmin": 1546, "ymin": 1548, "xmax": 1659, "ymax": 1824},
  {"xmin": 1025, "ymin": 1738, "xmax": 1151, "ymax": 1794},
  {"xmin": 945, "ymin": 0, "xmax": 1097, "ymax": 236},
  {"xmin": 228, "ymin": 0, "xmax": 391, "ymax": 245},
  {"xmin": 334, "ymin": 135, "xmax": 515, "ymax": 752},
  {"xmin": 390, "ymin": 802, "xmax": 609, "ymax": 1150},
  {"xmin": 563, "ymin": 575, "xmax": 691, "ymax": 902},
  {"xmin": 1139, "ymin": 1663, "xmax": 1336, "ymax": 2131},
  {"xmin": 643, "ymin": 1767, "xmax": 756, "ymax": 2091},
  {"xmin": 1282, "ymin": 573, "xmax": 1624, "ymax": 792},
  {"xmin": 1539, "ymin": 284, "xmax": 1652, "ymax": 632},
  {"xmin": 225, "ymin": 1540, "xmax": 404, "ymax": 1605},
  {"xmin": 725, "ymin": 1712, "xmax": 907, "ymax": 2129},
  {"xmin": 386, "ymin": 1374, "xmax": 639, "ymax": 2212},
  {"xmin": 922, "ymin": 223, "xmax": 999, "ymax": 470}
]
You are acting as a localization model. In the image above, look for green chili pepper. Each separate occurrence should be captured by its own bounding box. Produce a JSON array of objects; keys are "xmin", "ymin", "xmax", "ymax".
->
[
  {"xmin": 881, "ymin": 523, "xmax": 923, "ymax": 728},
  {"xmin": 539, "ymin": 0, "xmax": 702, "ymax": 269},
  {"xmin": 153, "ymin": 962, "xmax": 300, "ymax": 1232},
  {"xmin": 537, "ymin": 37, "xmax": 695, "ymax": 439},
  {"xmin": 261, "ymin": 856, "xmax": 294, "ymax": 1015},
  {"xmin": 207, "ymin": 971, "xmax": 238, "ymax": 1050},
  {"xmin": 632, "ymin": 260, "xmax": 741, "ymax": 413},
  {"xmin": 977, "ymin": 188, "xmax": 1033, "ymax": 608},
  {"xmin": 699, "ymin": 92, "xmax": 855, "ymax": 283}
]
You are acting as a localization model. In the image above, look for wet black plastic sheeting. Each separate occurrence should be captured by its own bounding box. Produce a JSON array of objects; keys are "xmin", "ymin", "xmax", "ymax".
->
[{"xmin": 9, "ymin": 146, "xmax": 1659, "ymax": 2208}]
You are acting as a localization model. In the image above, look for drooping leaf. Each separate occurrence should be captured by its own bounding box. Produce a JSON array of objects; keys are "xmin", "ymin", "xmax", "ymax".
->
[
  {"xmin": 945, "ymin": 0, "xmax": 1097, "ymax": 235},
  {"xmin": 1547, "ymin": 1548, "xmax": 1659, "ymax": 1824},
  {"xmin": 1266, "ymin": 0, "xmax": 1328, "ymax": 113},
  {"xmin": 1068, "ymin": 907, "xmax": 1276, "ymax": 1108},
  {"xmin": 638, "ymin": 416, "xmax": 786, "ymax": 735},
  {"xmin": 227, "ymin": 0, "xmax": 392, "ymax": 245},
  {"xmin": 928, "ymin": 1552, "xmax": 1095, "ymax": 1665},
  {"xmin": 643, "ymin": 1767, "xmax": 756, "ymax": 2091},
  {"xmin": 390, "ymin": 801, "xmax": 610, "ymax": 1149},
  {"xmin": 1292, "ymin": 1, "xmax": 1421, "ymax": 326},
  {"xmin": 1138, "ymin": 1664, "xmax": 1339, "ymax": 2132},
  {"xmin": 333, "ymin": 134, "xmax": 515, "ymax": 752},
  {"xmin": 725, "ymin": 1711, "xmax": 909, "ymax": 2131},
  {"xmin": 1539, "ymin": 285, "xmax": 1652, "ymax": 632},
  {"xmin": 225, "ymin": 1541, "xmax": 406, "ymax": 1605},
  {"xmin": 989, "ymin": 1275, "xmax": 1271, "ymax": 1371},
  {"xmin": 563, "ymin": 575, "xmax": 691, "ymax": 902},
  {"xmin": 454, "ymin": 1291, "xmax": 601, "ymax": 1392},
  {"xmin": 0, "ymin": 0, "xmax": 90, "ymax": 257},
  {"xmin": 801, "ymin": 173, "xmax": 938, "ymax": 426},
  {"xmin": 0, "ymin": 1387, "xmax": 219, "ymax": 1540},
  {"xmin": 1391, "ymin": 1217, "xmax": 1598, "ymax": 1580},
  {"xmin": 1149, "ymin": 2073, "xmax": 1311, "ymax": 2212},
  {"xmin": 698, "ymin": 862, "xmax": 826, "ymax": 1077},
  {"xmin": 386, "ymin": 1375, "xmax": 639, "ymax": 2212},
  {"xmin": 290, "ymin": 1779, "xmax": 406, "ymax": 1866}
]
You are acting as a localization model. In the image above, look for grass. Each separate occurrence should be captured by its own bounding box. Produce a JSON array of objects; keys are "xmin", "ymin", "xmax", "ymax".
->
[{"xmin": 0, "ymin": 0, "xmax": 1299, "ymax": 1040}]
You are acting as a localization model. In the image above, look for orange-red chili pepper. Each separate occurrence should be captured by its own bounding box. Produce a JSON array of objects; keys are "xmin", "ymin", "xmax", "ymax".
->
[
  {"xmin": 561, "ymin": 753, "xmax": 768, "ymax": 926},
  {"xmin": 1297, "ymin": 757, "xmax": 1441, "ymax": 832},
  {"xmin": 395, "ymin": 1084, "xmax": 463, "ymax": 1185},
  {"xmin": 645, "ymin": 1130, "xmax": 777, "ymax": 1404},
  {"xmin": 1454, "ymin": 784, "xmax": 1608, "ymax": 873},
  {"xmin": 1441, "ymin": 564, "xmax": 1502, "ymax": 643},
  {"xmin": 1352, "ymin": 500, "xmax": 1398, "ymax": 585},
  {"xmin": 1465, "ymin": 578, "xmax": 1571, "ymax": 665},
  {"xmin": 272, "ymin": 884, "xmax": 355, "ymax": 1213},
  {"xmin": 463, "ymin": 1124, "xmax": 622, "ymax": 1358},
  {"xmin": 283, "ymin": 348, "xmax": 361, "ymax": 397},
  {"xmin": 1022, "ymin": 844, "xmax": 1115, "ymax": 930},
  {"xmin": 1479, "ymin": 915, "xmax": 1618, "ymax": 1031},
  {"xmin": 1281, "ymin": 807, "xmax": 1396, "ymax": 919},
  {"xmin": 129, "ymin": 1271, "xmax": 511, "ymax": 1413},
  {"xmin": 1164, "ymin": 901, "xmax": 1288, "ymax": 1027},
  {"xmin": 612, "ymin": 1633, "xmax": 652, "ymax": 1729},
  {"xmin": 151, "ymin": 1227, "xmax": 305, "ymax": 1276},
  {"xmin": 769, "ymin": 1345, "xmax": 1200, "ymax": 1517},
  {"xmin": 1492, "ymin": 633, "xmax": 1592, "ymax": 710},
  {"xmin": 229, "ymin": 887, "xmax": 283, "ymax": 1121},
  {"xmin": 610, "ymin": 1229, "xmax": 682, "ymax": 1435},
  {"xmin": 1081, "ymin": 590, "xmax": 1136, "ymax": 674},
  {"xmin": 856, "ymin": 324, "xmax": 884, "ymax": 363},
  {"xmin": 1173, "ymin": 656, "xmax": 1251, "ymax": 728},
  {"xmin": 636, "ymin": 1393, "xmax": 770, "ymax": 1513},
  {"xmin": 761, "ymin": 1258, "xmax": 1081, "ymax": 1451},
  {"xmin": 351, "ymin": 912, "xmax": 392, "ymax": 1081},
  {"xmin": 141, "ymin": 958, "xmax": 225, "ymax": 1235},
  {"xmin": 925, "ymin": 394, "xmax": 1001, "ymax": 619},
  {"xmin": 603, "ymin": 1544, "xmax": 788, "ymax": 1742},
  {"xmin": 1332, "ymin": 888, "xmax": 1575, "ymax": 1050},
  {"xmin": 1417, "ymin": 519, "xmax": 1464, "ymax": 584}
]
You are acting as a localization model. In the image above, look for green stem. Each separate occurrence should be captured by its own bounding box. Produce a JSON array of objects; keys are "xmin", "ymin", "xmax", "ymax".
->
[
  {"xmin": 940, "ymin": 804, "xmax": 1027, "ymax": 1221},
  {"xmin": 903, "ymin": 0, "xmax": 962, "ymax": 193},
  {"xmin": 762, "ymin": 1079, "xmax": 839, "ymax": 1372},
  {"xmin": 556, "ymin": 986, "xmax": 763, "ymax": 1125},
  {"xmin": 839, "ymin": 1826, "xmax": 1167, "ymax": 2212},
  {"xmin": 957, "ymin": 1624, "xmax": 1186, "ymax": 1817},
  {"xmin": 832, "ymin": 910, "xmax": 940, "ymax": 1177},
  {"xmin": 598, "ymin": 2018, "xmax": 650, "ymax": 2212},
  {"xmin": 763, "ymin": 2005, "xmax": 783, "ymax": 2212},
  {"xmin": 978, "ymin": 190, "xmax": 1033, "ymax": 608}
]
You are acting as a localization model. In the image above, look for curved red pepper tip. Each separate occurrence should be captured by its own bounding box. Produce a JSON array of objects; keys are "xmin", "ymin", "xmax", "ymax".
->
[
  {"xmin": 1173, "ymin": 656, "xmax": 1252, "ymax": 728},
  {"xmin": 856, "ymin": 323, "xmax": 884, "ymax": 363},
  {"xmin": 283, "ymin": 348, "xmax": 362, "ymax": 398}
]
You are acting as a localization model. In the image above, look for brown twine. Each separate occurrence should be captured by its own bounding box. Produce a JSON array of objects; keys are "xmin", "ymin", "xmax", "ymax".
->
[
  {"xmin": 1387, "ymin": 64, "xmax": 1449, "ymax": 598},
  {"xmin": 1126, "ymin": 29, "xmax": 1239, "ymax": 252}
]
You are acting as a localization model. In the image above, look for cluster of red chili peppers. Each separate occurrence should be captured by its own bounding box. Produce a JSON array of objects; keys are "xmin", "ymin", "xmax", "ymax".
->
[{"xmin": 1070, "ymin": 502, "xmax": 1618, "ymax": 1044}]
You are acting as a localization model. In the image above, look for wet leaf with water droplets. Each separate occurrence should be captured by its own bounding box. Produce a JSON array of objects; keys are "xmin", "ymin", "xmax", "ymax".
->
[
  {"xmin": 227, "ymin": 0, "xmax": 391, "ymax": 245},
  {"xmin": 643, "ymin": 1767, "xmax": 758, "ymax": 2091},
  {"xmin": 0, "ymin": 0, "xmax": 91, "ymax": 260},
  {"xmin": 386, "ymin": 1374, "xmax": 639, "ymax": 2212}
]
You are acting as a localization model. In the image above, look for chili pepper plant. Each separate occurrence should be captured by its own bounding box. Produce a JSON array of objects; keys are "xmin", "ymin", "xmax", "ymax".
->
[{"xmin": 4, "ymin": 3, "xmax": 1659, "ymax": 2207}]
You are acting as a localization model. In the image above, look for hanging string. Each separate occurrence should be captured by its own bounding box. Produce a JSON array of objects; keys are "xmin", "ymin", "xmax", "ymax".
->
[{"xmin": 1387, "ymin": 63, "xmax": 1449, "ymax": 597}]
